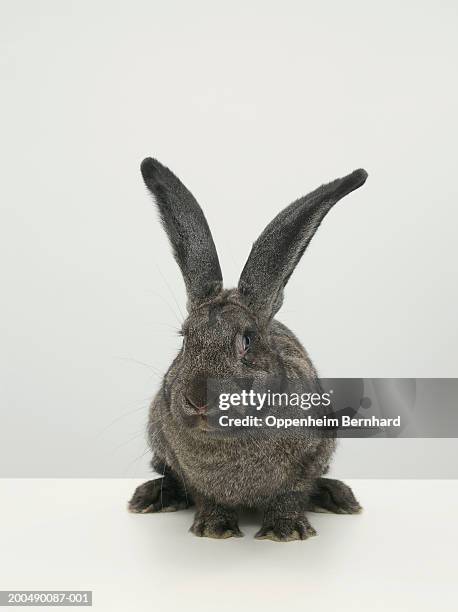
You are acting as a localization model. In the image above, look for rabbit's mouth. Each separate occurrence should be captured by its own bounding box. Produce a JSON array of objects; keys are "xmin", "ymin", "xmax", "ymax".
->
[
  {"xmin": 183, "ymin": 397, "xmax": 237, "ymax": 436},
  {"xmin": 195, "ymin": 414, "xmax": 212, "ymax": 432},
  {"xmin": 182, "ymin": 400, "xmax": 212, "ymax": 432},
  {"xmin": 183, "ymin": 402, "xmax": 223, "ymax": 434},
  {"xmin": 185, "ymin": 413, "xmax": 214, "ymax": 434}
]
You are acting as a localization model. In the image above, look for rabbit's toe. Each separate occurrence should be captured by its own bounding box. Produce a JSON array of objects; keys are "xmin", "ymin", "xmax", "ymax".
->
[
  {"xmin": 128, "ymin": 478, "xmax": 189, "ymax": 513},
  {"xmin": 255, "ymin": 516, "xmax": 317, "ymax": 542},
  {"xmin": 190, "ymin": 515, "xmax": 243, "ymax": 539}
]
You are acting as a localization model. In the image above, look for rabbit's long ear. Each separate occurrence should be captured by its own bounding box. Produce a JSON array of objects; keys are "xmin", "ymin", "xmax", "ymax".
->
[
  {"xmin": 141, "ymin": 158, "xmax": 223, "ymax": 307},
  {"xmin": 238, "ymin": 169, "xmax": 368, "ymax": 320}
]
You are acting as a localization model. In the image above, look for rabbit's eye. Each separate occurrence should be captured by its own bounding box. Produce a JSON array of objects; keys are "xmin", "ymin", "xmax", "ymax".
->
[
  {"xmin": 239, "ymin": 331, "xmax": 255, "ymax": 357},
  {"xmin": 242, "ymin": 334, "xmax": 251, "ymax": 352}
]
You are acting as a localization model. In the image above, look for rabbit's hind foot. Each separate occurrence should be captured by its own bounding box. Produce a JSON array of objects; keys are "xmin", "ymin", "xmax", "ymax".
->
[
  {"xmin": 128, "ymin": 475, "xmax": 192, "ymax": 514},
  {"xmin": 308, "ymin": 478, "xmax": 362, "ymax": 514}
]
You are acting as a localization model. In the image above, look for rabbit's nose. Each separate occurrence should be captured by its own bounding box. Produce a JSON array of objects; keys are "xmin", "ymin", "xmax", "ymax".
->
[{"xmin": 186, "ymin": 378, "xmax": 208, "ymax": 414}]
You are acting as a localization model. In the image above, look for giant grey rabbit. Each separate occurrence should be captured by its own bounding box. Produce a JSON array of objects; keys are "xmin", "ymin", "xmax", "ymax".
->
[{"xmin": 129, "ymin": 158, "xmax": 368, "ymax": 541}]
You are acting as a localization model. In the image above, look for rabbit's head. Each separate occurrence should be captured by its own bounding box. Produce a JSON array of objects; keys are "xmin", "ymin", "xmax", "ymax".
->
[{"xmin": 141, "ymin": 158, "xmax": 367, "ymax": 432}]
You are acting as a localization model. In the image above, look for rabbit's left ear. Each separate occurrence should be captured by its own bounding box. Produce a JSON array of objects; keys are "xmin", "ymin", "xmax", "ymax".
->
[
  {"xmin": 141, "ymin": 158, "xmax": 223, "ymax": 308},
  {"xmin": 238, "ymin": 169, "xmax": 368, "ymax": 320}
]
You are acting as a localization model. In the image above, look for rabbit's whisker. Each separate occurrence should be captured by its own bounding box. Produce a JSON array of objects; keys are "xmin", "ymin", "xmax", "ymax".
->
[
  {"xmin": 160, "ymin": 461, "xmax": 167, "ymax": 509},
  {"xmin": 155, "ymin": 263, "xmax": 186, "ymax": 322},
  {"xmin": 177, "ymin": 463, "xmax": 189, "ymax": 508},
  {"xmin": 96, "ymin": 402, "xmax": 150, "ymax": 437},
  {"xmin": 123, "ymin": 445, "xmax": 151, "ymax": 476},
  {"xmin": 115, "ymin": 356, "xmax": 163, "ymax": 379},
  {"xmin": 148, "ymin": 288, "xmax": 184, "ymax": 328},
  {"xmin": 109, "ymin": 429, "xmax": 147, "ymax": 455}
]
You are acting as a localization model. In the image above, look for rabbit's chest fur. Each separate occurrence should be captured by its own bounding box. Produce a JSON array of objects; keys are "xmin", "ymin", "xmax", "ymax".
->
[
  {"xmin": 154, "ymin": 410, "xmax": 332, "ymax": 507},
  {"xmin": 178, "ymin": 437, "xmax": 298, "ymax": 506}
]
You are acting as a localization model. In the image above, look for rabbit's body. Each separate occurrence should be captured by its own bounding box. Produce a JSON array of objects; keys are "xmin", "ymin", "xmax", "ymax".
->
[
  {"xmin": 148, "ymin": 309, "xmax": 335, "ymax": 508},
  {"xmin": 129, "ymin": 159, "xmax": 367, "ymax": 540}
]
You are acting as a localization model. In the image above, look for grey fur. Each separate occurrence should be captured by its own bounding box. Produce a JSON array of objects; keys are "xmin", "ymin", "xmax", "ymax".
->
[{"xmin": 129, "ymin": 159, "xmax": 366, "ymax": 541}]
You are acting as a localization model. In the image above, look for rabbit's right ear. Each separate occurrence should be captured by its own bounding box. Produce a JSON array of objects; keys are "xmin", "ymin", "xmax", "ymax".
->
[
  {"xmin": 141, "ymin": 158, "xmax": 223, "ymax": 309},
  {"xmin": 238, "ymin": 169, "xmax": 368, "ymax": 321}
]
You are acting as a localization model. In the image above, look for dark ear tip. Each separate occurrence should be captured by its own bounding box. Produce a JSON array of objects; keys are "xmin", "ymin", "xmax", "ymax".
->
[
  {"xmin": 140, "ymin": 157, "xmax": 162, "ymax": 182},
  {"xmin": 352, "ymin": 168, "xmax": 368, "ymax": 185},
  {"xmin": 335, "ymin": 168, "xmax": 368, "ymax": 199}
]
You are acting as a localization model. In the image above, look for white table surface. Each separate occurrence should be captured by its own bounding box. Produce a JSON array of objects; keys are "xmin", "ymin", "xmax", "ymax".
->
[{"xmin": 0, "ymin": 479, "xmax": 456, "ymax": 611}]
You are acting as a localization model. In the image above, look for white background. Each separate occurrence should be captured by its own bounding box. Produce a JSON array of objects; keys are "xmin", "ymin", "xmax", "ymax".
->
[{"xmin": 1, "ymin": 0, "xmax": 458, "ymax": 477}]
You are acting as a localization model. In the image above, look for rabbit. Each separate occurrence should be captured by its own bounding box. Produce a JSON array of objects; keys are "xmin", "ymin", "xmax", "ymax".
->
[{"xmin": 128, "ymin": 158, "xmax": 367, "ymax": 541}]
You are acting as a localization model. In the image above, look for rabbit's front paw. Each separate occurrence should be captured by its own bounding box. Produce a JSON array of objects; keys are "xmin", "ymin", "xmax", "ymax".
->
[
  {"xmin": 128, "ymin": 478, "xmax": 189, "ymax": 513},
  {"xmin": 255, "ymin": 515, "xmax": 317, "ymax": 542},
  {"xmin": 190, "ymin": 509, "xmax": 243, "ymax": 539}
]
